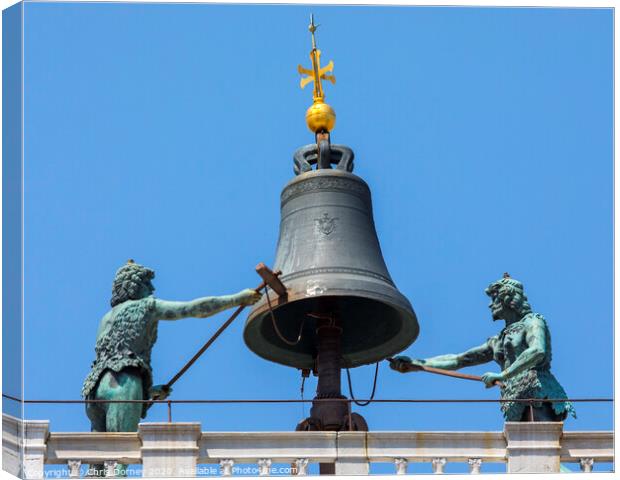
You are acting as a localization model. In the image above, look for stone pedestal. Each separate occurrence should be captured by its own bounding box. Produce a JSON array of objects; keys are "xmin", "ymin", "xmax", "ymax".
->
[
  {"xmin": 24, "ymin": 420, "xmax": 49, "ymax": 479},
  {"xmin": 334, "ymin": 432, "xmax": 369, "ymax": 475},
  {"xmin": 139, "ymin": 422, "xmax": 201, "ymax": 477},
  {"xmin": 504, "ymin": 422, "xmax": 563, "ymax": 473}
]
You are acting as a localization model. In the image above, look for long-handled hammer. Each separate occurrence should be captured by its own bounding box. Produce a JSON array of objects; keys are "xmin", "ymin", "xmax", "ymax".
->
[{"xmin": 387, "ymin": 357, "xmax": 503, "ymax": 388}]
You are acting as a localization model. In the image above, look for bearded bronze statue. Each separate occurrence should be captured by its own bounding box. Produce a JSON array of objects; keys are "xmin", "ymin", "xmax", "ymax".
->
[
  {"xmin": 390, "ymin": 274, "xmax": 575, "ymax": 422},
  {"xmin": 82, "ymin": 260, "xmax": 261, "ymax": 475}
]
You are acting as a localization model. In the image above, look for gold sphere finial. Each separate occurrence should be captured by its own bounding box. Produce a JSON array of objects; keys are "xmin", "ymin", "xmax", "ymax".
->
[
  {"xmin": 297, "ymin": 14, "xmax": 337, "ymax": 133},
  {"xmin": 305, "ymin": 100, "xmax": 336, "ymax": 133}
]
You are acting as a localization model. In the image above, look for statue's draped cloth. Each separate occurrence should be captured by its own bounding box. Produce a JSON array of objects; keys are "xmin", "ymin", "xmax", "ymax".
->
[
  {"xmin": 82, "ymin": 297, "xmax": 158, "ymax": 418},
  {"xmin": 488, "ymin": 313, "xmax": 576, "ymax": 421}
]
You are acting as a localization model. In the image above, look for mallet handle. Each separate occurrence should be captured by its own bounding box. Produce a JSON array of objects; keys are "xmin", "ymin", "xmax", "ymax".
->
[
  {"xmin": 387, "ymin": 358, "xmax": 503, "ymax": 388},
  {"xmin": 165, "ymin": 265, "xmax": 284, "ymax": 390}
]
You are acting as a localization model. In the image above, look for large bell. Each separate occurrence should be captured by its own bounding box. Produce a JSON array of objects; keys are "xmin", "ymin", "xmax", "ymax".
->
[{"xmin": 244, "ymin": 143, "xmax": 419, "ymax": 369}]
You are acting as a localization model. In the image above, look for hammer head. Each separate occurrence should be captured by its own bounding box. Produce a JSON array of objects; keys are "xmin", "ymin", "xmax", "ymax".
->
[{"xmin": 255, "ymin": 263, "xmax": 287, "ymax": 297}]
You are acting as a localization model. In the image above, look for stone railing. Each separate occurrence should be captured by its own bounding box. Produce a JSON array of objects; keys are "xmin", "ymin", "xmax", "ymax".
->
[{"xmin": 2, "ymin": 414, "xmax": 613, "ymax": 477}]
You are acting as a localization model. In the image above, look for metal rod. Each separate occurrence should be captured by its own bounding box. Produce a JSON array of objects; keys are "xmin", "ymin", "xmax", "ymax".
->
[
  {"xmin": 165, "ymin": 303, "xmax": 250, "ymax": 389},
  {"xmin": 3, "ymin": 394, "xmax": 612, "ymax": 404},
  {"xmin": 168, "ymin": 401, "xmax": 172, "ymax": 423},
  {"xmin": 347, "ymin": 401, "xmax": 353, "ymax": 431}
]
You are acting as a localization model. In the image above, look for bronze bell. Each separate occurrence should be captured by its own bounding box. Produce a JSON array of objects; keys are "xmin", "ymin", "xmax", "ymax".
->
[{"xmin": 244, "ymin": 143, "xmax": 419, "ymax": 370}]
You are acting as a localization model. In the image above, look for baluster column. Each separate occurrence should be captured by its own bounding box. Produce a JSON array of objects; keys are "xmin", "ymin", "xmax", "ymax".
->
[
  {"xmin": 103, "ymin": 460, "xmax": 117, "ymax": 478},
  {"xmin": 432, "ymin": 457, "xmax": 446, "ymax": 474},
  {"xmin": 294, "ymin": 458, "xmax": 309, "ymax": 476},
  {"xmin": 580, "ymin": 458, "xmax": 594, "ymax": 473},
  {"xmin": 219, "ymin": 459, "xmax": 234, "ymax": 476},
  {"xmin": 67, "ymin": 460, "xmax": 81, "ymax": 478},
  {"xmin": 394, "ymin": 458, "xmax": 408, "ymax": 475},
  {"xmin": 258, "ymin": 458, "xmax": 272, "ymax": 476},
  {"xmin": 468, "ymin": 458, "xmax": 482, "ymax": 474}
]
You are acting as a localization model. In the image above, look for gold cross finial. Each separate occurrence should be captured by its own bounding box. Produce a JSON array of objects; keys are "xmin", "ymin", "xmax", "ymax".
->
[
  {"xmin": 297, "ymin": 14, "xmax": 336, "ymax": 102},
  {"xmin": 297, "ymin": 14, "xmax": 337, "ymax": 133}
]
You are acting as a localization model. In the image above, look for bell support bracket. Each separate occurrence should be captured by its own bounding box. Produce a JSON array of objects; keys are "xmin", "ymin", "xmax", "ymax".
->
[{"xmin": 293, "ymin": 142, "xmax": 355, "ymax": 175}]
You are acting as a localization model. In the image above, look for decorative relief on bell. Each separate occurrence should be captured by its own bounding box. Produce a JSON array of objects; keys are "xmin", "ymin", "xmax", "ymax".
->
[
  {"xmin": 315, "ymin": 212, "xmax": 338, "ymax": 235},
  {"xmin": 282, "ymin": 170, "xmax": 365, "ymax": 202}
]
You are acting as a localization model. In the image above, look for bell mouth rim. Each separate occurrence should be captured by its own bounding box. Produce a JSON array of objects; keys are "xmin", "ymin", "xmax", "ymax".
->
[
  {"xmin": 244, "ymin": 292, "xmax": 419, "ymax": 370},
  {"xmin": 247, "ymin": 288, "xmax": 415, "ymax": 320}
]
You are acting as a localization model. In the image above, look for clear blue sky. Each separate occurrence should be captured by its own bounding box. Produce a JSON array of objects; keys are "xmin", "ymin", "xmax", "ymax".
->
[{"xmin": 14, "ymin": 2, "xmax": 612, "ymax": 472}]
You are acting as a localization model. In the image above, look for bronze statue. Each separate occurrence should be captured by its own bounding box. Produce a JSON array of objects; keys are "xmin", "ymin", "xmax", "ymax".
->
[
  {"xmin": 82, "ymin": 260, "xmax": 261, "ymax": 475},
  {"xmin": 390, "ymin": 274, "xmax": 575, "ymax": 421}
]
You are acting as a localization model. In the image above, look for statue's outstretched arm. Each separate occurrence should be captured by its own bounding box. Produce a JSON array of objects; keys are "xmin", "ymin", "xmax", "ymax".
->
[
  {"xmin": 500, "ymin": 318, "xmax": 546, "ymax": 379},
  {"xmin": 392, "ymin": 342, "xmax": 493, "ymax": 373},
  {"xmin": 154, "ymin": 289, "xmax": 261, "ymax": 321},
  {"xmin": 425, "ymin": 342, "xmax": 494, "ymax": 370}
]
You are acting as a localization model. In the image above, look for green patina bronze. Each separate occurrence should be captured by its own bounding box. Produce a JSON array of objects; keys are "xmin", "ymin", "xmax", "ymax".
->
[
  {"xmin": 391, "ymin": 274, "xmax": 576, "ymax": 422},
  {"xmin": 82, "ymin": 260, "xmax": 261, "ymax": 475}
]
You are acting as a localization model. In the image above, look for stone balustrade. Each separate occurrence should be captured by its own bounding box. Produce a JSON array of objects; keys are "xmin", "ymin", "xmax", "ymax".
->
[{"xmin": 2, "ymin": 414, "xmax": 613, "ymax": 478}]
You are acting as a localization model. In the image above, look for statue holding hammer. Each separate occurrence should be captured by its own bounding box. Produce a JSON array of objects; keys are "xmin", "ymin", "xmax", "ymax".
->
[
  {"xmin": 390, "ymin": 274, "xmax": 575, "ymax": 422},
  {"xmin": 82, "ymin": 260, "xmax": 261, "ymax": 446}
]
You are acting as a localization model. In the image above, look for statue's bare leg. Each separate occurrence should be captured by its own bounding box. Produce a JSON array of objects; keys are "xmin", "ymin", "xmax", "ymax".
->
[
  {"xmin": 97, "ymin": 368, "xmax": 144, "ymax": 477},
  {"xmin": 85, "ymin": 402, "xmax": 106, "ymax": 477}
]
